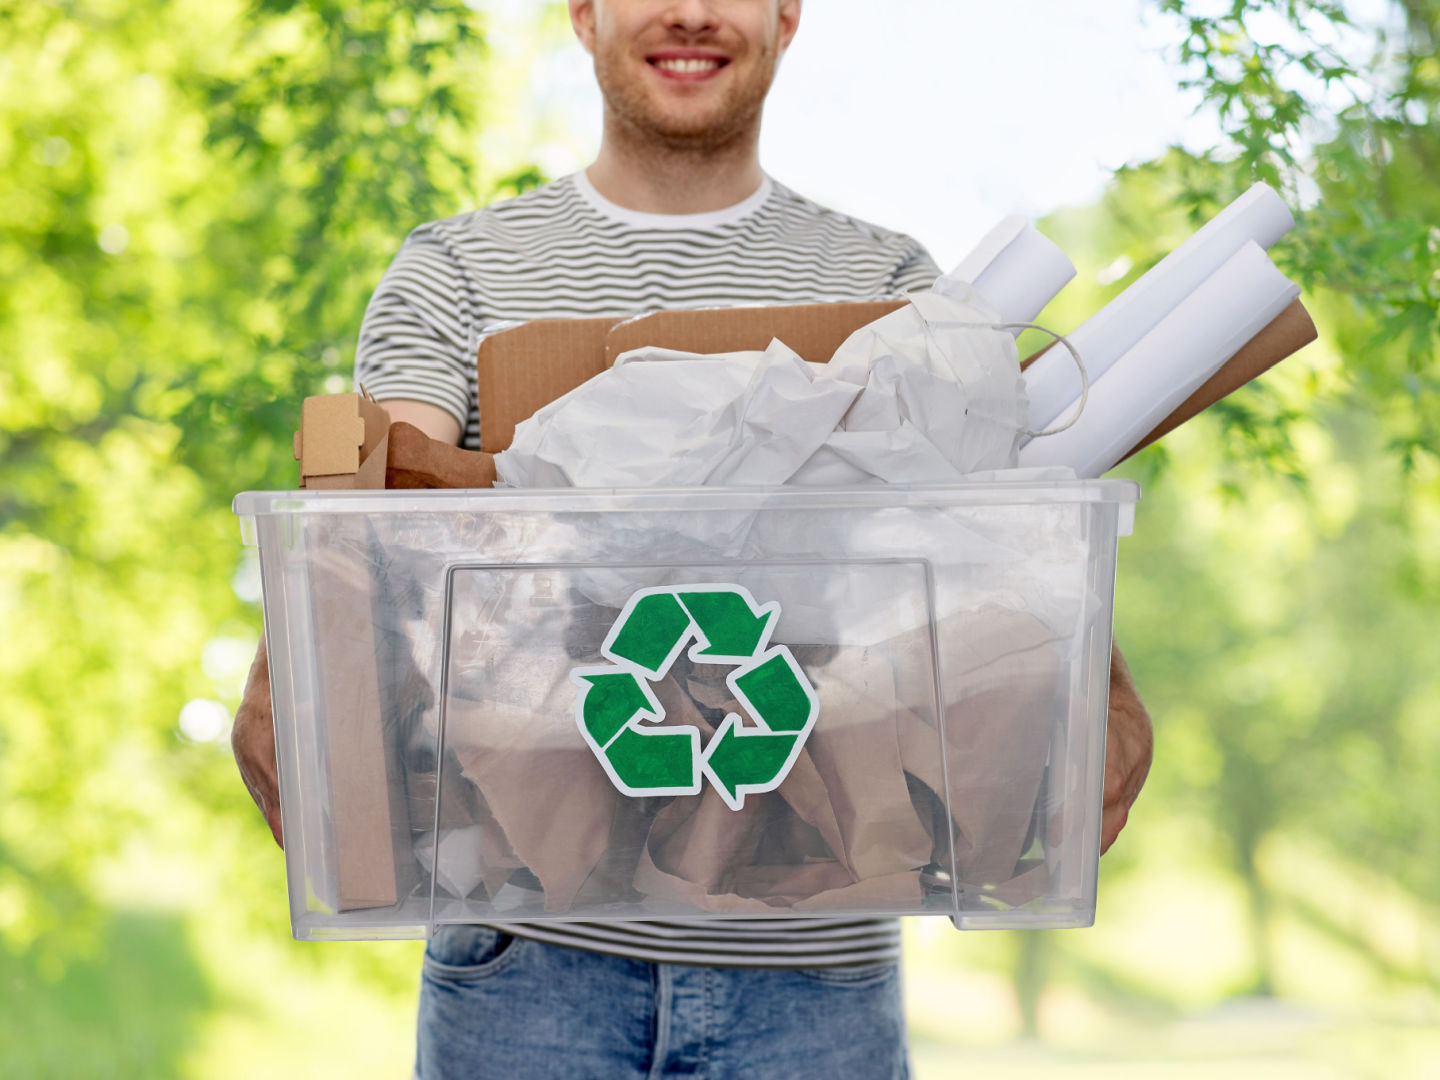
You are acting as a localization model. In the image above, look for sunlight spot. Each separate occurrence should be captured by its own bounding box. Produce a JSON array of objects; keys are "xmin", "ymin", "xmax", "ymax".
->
[
  {"xmin": 98, "ymin": 223, "xmax": 129, "ymax": 255},
  {"xmin": 232, "ymin": 551, "xmax": 263, "ymax": 605},
  {"xmin": 39, "ymin": 136, "xmax": 71, "ymax": 167},
  {"xmin": 179, "ymin": 699, "xmax": 229, "ymax": 743},
  {"xmin": 1095, "ymin": 254, "xmax": 1133, "ymax": 286}
]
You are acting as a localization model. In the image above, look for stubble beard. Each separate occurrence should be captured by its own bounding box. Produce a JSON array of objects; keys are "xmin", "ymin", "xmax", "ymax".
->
[{"xmin": 594, "ymin": 42, "xmax": 778, "ymax": 158}]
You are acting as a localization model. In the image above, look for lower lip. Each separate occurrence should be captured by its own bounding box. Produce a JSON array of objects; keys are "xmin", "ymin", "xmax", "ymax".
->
[{"xmin": 648, "ymin": 61, "xmax": 728, "ymax": 82}]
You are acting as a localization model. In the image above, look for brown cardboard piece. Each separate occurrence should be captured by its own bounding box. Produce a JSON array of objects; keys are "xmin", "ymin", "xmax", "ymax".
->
[
  {"xmin": 473, "ymin": 303, "xmax": 909, "ymax": 454},
  {"xmin": 292, "ymin": 403, "xmax": 496, "ymax": 912},
  {"xmin": 294, "ymin": 409, "xmax": 497, "ymax": 492},
  {"xmin": 307, "ymin": 542, "xmax": 404, "ymax": 911},
  {"xmin": 476, "ymin": 298, "xmax": 1317, "ymax": 463},
  {"xmin": 476, "ymin": 317, "xmax": 621, "ymax": 454},
  {"xmin": 1120, "ymin": 298, "xmax": 1318, "ymax": 461},
  {"xmin": 384, "ymin": 422, "xmax": 497, "ymax": 489},
  {"xmin": 294, "ymin": 391, "xmax": 391, "ymax": 489},
  {"xmin": 290, "ymin": 393, "xmax": 398, "ymax": 910},
  {"xmin": 604, "ymin": 301, "xmax": 908, "ymax": 366}
]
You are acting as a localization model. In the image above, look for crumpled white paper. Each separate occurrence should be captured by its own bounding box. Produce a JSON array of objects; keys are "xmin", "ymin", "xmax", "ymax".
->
[
  {"xmin": 495, "ymin": 286, "xmax": 1029, "ymax": 490},
  {"xmin": 498, "ymin": 341, "xmax": 859, "ymax": 489},
  {"xmin": 414, "ymin": 825, "xmax": 489, "ymax": 899},
  {"xmin": 493, "ymin": 286, "xmax": 1077, "ymax": 648},
  {"xmin": 794, "ymin": 289, "xmax": 1029, "ymax": 485}
]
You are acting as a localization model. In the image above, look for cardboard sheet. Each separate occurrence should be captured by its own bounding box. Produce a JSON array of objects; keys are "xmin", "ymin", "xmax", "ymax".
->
[
  {"xmin": 476, "ymin": 316, "xmax": 621, "ymax": 453},
  {"xmin": 605, "ymin": 301, "xmax": 906, "ymax": 366},
  {"xmin": 384, "ymin": 422, "xmax": 497, "ymax": 489},
  {"xmin": 290, "ymin": 406, "xmax": 500, "ymax": 912},
  {"xmin": 307, "ymin": 540, "xmax": 404, "ymax": 911},
  {"xmin": 295, "ymin": 392, "xmax": 390, "ymax": 488},
  {"xmin": 1122, "ymin": 298, "xmax": 1318, "ymax": 460}
]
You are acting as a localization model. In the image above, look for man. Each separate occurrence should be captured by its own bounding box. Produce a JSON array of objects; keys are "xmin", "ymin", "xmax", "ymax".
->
[{"xmin": 233, "ymin": 1, "xmax": 1154, "ymax": 1076}]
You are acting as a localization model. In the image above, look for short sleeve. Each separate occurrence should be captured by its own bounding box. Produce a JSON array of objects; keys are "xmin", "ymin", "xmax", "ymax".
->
[
  {"xmin": 890, "ymin": 237, "xmax": 942, "ymax": 296},
  {"xmin": 354, "ymin": 224, "xmax": 478, "ymax": 432}
]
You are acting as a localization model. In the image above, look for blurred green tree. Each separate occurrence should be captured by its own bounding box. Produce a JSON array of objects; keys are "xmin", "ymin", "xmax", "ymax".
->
[
  {"xmin": 0, "ymin": 0, "xmax": 522, "ymax": 1035},
  {"xmin": 998, "ymin": 0, "xmax": 1440, "ymax": 1023},
  {"xmin": 1131, "ymin": 0, "xmax": 1440, "ymax": 991}
]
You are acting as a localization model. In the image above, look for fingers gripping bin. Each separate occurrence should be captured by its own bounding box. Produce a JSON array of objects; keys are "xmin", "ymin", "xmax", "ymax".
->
[{"xmin": 234, "ymin": 481, "xmax": 1139, "ymax": 940}]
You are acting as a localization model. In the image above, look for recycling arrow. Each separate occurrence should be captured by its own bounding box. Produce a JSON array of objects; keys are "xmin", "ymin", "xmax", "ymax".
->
[
  {"xmin": 678, "ymin": 589, "xmax": 775, "ymax": 661},
  {"xmin": 570, "ymin": 584, "xmax": 817, "ymax": 810},
  {"xmin": 575, "ymin": 671, "xmax": 699, "ymax": 793}
]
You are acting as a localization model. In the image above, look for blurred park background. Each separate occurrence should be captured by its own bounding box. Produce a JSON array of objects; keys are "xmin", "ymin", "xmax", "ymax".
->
[{"xmin": 3, "ymin": 0, "xmax": 1439, "ymax": 1076}]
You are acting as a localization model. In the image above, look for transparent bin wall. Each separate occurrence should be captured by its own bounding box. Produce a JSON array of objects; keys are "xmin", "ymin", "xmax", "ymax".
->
[{"xmin": 243, "ymin": 484, "xmax": 1133, "ymax": 940}]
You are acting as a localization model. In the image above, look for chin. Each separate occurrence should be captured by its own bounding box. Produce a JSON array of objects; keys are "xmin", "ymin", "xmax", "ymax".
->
[
  {"xmin": 648, "ymin": 107, "xmax": 734, "ymax": 140},
  {"xmin": 598, "ymin": 54, "xmax": 771, "ymax": 150}
]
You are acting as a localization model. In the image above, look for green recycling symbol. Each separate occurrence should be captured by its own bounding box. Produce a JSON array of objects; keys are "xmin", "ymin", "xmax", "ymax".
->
[{"xmin": 570, "ymin": 584, "xmax": 818, "ymax": 811}]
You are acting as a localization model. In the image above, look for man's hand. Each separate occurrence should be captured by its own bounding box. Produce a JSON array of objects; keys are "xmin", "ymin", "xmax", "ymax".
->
[
  {"xmin": 233, "ymin": 637, "xmax": 284, "ymax": 848},
  {"xmin": 1101, "ymin": 642, "xmax": 1152, "ymax": 854}
]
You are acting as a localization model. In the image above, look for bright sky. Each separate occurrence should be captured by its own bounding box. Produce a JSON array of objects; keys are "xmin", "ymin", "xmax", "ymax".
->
[{"xmin": 488, "ymin": 0, "xmax": 1220, "ymax": 269}]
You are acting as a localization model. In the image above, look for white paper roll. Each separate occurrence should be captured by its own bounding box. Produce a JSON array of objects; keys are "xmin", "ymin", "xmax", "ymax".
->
[
  {"xmin": 934, "ymin": 216, "xmax": 1076, "ymax": 334},
  {"xmin": 1023, "ymin": 182, "xmax": 1295, "ymax": 432},
  {"xmin": 1017, "ymin": 241, "xmax": 1300, "ymax": 478}
]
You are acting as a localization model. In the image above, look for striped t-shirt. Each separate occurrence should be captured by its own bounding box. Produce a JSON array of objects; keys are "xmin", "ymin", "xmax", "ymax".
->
[{"xmin": 355, "ymin": 171, "xmax": 941, "ymax": 967}]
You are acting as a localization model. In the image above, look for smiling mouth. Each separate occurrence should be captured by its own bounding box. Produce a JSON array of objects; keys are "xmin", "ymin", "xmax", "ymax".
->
[{"xmin": 648, "ymin": 57, "xmax": 728, "ymax": 76}]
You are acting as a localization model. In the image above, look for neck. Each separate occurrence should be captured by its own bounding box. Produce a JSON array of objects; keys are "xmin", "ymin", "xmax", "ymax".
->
[{"xmin": 585, "ymin": 113, "xmax": 766, "ymax": 215}]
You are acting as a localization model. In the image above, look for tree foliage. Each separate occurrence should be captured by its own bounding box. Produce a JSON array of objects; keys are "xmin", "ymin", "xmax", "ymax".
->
[
  {"xmin": 0, "ymin": 0, "xmax": 493, "ymax": 993},
  {"xmin": 1145, "ymin": 0, "xmax": 1440, "ymax": 469},
  {"xmin": 1020, "ymin": 0, "xmax": 1440, "ymax": 1004}
]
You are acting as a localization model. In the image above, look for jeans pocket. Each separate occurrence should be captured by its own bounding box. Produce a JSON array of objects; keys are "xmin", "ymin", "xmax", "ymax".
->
[
  {"xmin": 795, "ymin": 958, "xmax": 899, "ymax": 986},
  {"xmin": 422, "ymin": 924, "xmax": 525, "ymax": 981}
]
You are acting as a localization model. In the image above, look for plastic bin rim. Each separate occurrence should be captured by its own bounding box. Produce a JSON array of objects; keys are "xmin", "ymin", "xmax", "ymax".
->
[{"xmin": 233, "ymin": 479, "xmax": 1140, "ymax": 518}]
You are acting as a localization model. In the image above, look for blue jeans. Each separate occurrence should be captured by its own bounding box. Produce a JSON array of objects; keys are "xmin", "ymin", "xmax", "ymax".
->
[{"xmin": 416, "ymin": 925, "xmax": 910, "ymax": 1079}]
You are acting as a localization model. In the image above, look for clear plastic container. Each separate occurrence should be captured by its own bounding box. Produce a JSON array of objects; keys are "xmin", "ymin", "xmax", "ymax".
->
[{"xmin": 234, "ymin": 481, "xmax": 1138, "ymax": 940}]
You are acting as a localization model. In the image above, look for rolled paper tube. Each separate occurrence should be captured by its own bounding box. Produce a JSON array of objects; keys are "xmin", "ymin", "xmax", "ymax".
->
[
  {"xmin": 1023, "ymin": 182, "xmax": 1296, "ymax": 432},
  {"xmin": 1018, "ymin": 241, "xmax": 1299, "ymax": 478},
  {"xmin": 1121, "ymin": 299, "xmax": 1318, "ymax": 461},
  {"xmin": 933, "ymin": 215, "xmax": 1077, "ymax": 333}
]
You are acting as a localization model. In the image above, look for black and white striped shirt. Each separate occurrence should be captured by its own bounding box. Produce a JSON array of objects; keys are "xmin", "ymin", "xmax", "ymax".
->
[
  {"xmin": 355, "ymin": 172, "xmax": 940, "ymax": 967},
  {"xmin": 357, "ymin": 172, "xmax": 939, "ymax": 451}
]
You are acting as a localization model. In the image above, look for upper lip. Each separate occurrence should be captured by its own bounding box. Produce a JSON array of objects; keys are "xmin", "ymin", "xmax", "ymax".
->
[{"xmin": 646, "ymin": 49, "xmax": 730, "ymax": 64}]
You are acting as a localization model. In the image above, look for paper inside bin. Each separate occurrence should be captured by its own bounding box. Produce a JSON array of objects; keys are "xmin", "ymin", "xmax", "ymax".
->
[
  {"xmin": 604, "ymin": 300, "xmax": 907, "ymax": 366},
  {"xmin": 295, "ymin": 392, "xmax": 390, "ymax": 489},
  {"xmin": 306, "ymin": 537, "xmax": 405, "ymax": 911},
  {"xmin": 414, "ymin": 826, "xmax": 490, "ymax": 900},
  {"xmin": 1121, "ymin": 298, "xmax": 1318, "ymax": 461},
  {"xmin": 500, "ymin": 341, "xmax": 858, "ymax": 489},
  {"xmin": 434, "ymin": 576, "xmax": 1069, "ymax": 916},
  {"xmin": 1019, "ymin": 240, "xmax": 1300, "ymax": 477},
  {"xmin": 496, "ymin": 287, "xmax": 1028, "ymax": 491},
  {"xmin": 936, "ymin": 215, "xmax": 1076, "ymax": 333}
]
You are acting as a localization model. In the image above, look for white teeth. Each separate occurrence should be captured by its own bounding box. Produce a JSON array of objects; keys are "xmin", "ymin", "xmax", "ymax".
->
[{"xmin": 655, "ymin": 58, "xmax": 721, "ymax": 73}]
